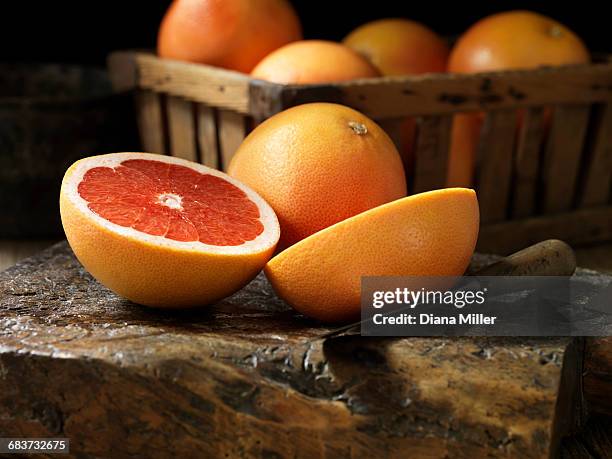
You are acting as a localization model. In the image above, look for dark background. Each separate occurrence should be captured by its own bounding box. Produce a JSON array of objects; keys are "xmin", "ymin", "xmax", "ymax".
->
[{"xmin": 0, "ymin": 1, "xmax": 608, "ymax": 66}]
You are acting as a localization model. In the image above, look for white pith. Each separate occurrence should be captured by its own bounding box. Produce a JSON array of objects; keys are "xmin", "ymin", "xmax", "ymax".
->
[
  {"xmin": 64, "ymin": 152, "xmax": 280, "ymax": 255},
  {"xmin": 157, "ymin": 193, "xmax": 183, "ymax": 211}
]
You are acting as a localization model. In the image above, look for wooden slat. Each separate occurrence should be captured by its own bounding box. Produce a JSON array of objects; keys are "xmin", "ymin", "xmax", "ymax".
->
[
  {"xmin": 512, "ymin": 107, "xmax": 545, "ymax": 218},
  {"xmin": 377, "ymin": 118, "xmax": 403, "ymax": 152},
  {"xmin": 218, "ymin": 110, "xmax": 246, "ymax": 170},
  {"xmin": 133, "ymin": 52, "xmax": 250, "ymax": 113},
  {"xmin": 166, "ymin": 96, "xmax": 198, "ymax": 162},
  {"xmin": 477, "ymin": 205, "xmax": 612, "ymax": 255},
  {"xmin": 542, "ymin": 105, "xmax": 591, "ymax": 214},
  {"xmin": 111, "ymin": 52, "xmax": 612, "ymax": 121},
  {"xmin": 339, "ymin": 64, "xmax": 612, "ymax": 118},
  {"xmin": 377, "ymin": 118, "xmax": 417, "ymax": 190},
  {"xmin": 475, "ymin": 110, "xmax": 517, "ymax": 223},
  {"xmin": 135, "ymin": 90, "xmax": 166, "ymax": 154},
  {"xmin": 196, "ymin": 104, "xmax": 219, "ymax": 169},
  {"xmin": 447, "ymin": 114, "xmax": 482, "ymax": 188},
  {"xmin": 258, "ymin": 61, "xmax": 612, "ymax": 119},
  {"xmin": 413, "ymin": 115, "xmax": 452, "ymax": 193},
  {"xmin": 579, "ymin": 103, "xmax": 612, "ymax": 207}
]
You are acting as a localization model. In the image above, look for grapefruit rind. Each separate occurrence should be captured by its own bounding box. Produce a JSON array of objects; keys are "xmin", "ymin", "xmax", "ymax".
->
[
  {"xmin": 265, "ymin": 188, "xmax": 479, "ymax": 323},
  {"xmin": 60, "ymin": 152, "xmax": 280, "ymax": 308}
]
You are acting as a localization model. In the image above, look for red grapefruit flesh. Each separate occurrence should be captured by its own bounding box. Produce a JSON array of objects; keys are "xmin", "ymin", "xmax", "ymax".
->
[{"xmin": 78, "ymin": 158, "xmax": 264, "ymax": 245}]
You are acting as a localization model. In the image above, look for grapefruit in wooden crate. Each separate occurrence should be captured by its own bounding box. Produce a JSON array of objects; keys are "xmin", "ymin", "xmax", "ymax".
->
[{"xmin": 108, "ymin": 49, "xmax": 612, "ymax": 255}]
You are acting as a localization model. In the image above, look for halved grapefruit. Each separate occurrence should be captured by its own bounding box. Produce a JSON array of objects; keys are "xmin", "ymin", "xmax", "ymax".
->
[
  {"xmin": 265, "ymin": 188, "xmax": 479, "ymax": 323},
  {"xmin": 60, "ymin": 152, "xmax": 280, "ymax": 308}
]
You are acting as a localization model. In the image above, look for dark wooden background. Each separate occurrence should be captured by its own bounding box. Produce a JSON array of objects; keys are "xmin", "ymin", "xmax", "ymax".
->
[{"xmin": 0, "ymin": 1, "xmax": 610, "ymax": 66}]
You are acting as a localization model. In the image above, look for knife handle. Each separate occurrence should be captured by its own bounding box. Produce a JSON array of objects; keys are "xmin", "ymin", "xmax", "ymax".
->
[{"xmin": 473, "ymin": 239, "xmax": 576, "ymax": 277}]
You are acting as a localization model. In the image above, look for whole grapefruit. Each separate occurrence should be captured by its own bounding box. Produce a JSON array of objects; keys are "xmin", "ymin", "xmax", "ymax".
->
[
  {"xmin": 157, "ymin": 0, "xmax": 302, "ymax": 73},
  {"xmin": 449, "ymin": 10, "xmax": 589, "ymax": 73},
  {"xmin": 251, "ymin": 40, "xmax": 380, "ymax": 84},
  {"xmin": 343, "ymin": 18, "xmax": 449, "ymax": 172},
  {"xmin": 227, "ymin": 103, "xmax": 407, "ymax": 249},
  {"xmin": 448, "ymin": 10, "xmax": 590, "ymax": 187},
  {"xmin": 343, "ymin": 18, "xmax": 448, "ymax": 76}
]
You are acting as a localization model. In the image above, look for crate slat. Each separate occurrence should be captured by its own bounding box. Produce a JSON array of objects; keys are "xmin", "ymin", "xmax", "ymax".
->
[
  {"xmin": 579, "ymin": 103, "xmax": 612, "ymax": 207},
  {"xmin": 166, "ymin": 96, "xmax": 198, "ymax": 162},
  {"xmin": 218, "ymin": 110, "xmax": 247, "ymax": 170},
  {"xmin": 478, "ymin": 205, "xmax": 612, "ymax": 254},
  {"xmin": 136, "ymin": 90, "xmax": 166, "ymax": 154},
  {"xmin": 264, "ymin": 62, "xmax": 612, "ymax": 119},
  {"xmin": 542, "ymin": 105, "xmax": 591, "ymax": 213},
  {"xmin": 377, "ymin": 118, "xmax": 403, "ymax": 152},
  {"xmin": 136, "ymin": 53, "xmax": 250, "ymax": 114},
  {"xmin": 112, "ymin": 53, "xmax": 612, "ymax": 120},
  {"xmin": 413, "ymin": 115, "xmax": 452, "ymax": 193},
  {"xmin": 512, "ymin": 107, "xmax": 545, "ymax": 218},
  {"xmin": 475, "ymin": 110, "xmax": 516, "ymax": 223},
  {"xmin": 196, "ymin": 104, "xmax": 219, "ymax": 169}
]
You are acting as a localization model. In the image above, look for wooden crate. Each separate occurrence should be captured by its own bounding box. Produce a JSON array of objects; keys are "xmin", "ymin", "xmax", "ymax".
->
[{"xmin": 108, "ymin": 51, "xmax": 612, "ymax": 254}]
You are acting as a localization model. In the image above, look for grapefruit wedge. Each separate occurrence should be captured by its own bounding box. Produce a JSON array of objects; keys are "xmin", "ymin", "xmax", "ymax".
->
[
  {"xmin": 265, "ymin": 188, "xmax": 479, "ymax": 323},
  {"xmin": 60, "ymin": 152, "xmax": 280, "ymax": 308}
]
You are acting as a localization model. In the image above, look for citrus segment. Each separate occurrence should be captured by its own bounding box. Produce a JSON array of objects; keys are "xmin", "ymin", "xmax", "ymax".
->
[
  {"xmin": 60, "ymin": 152, "xmax": 279, "ymax": 308},
  {"xmin": 265, "ymin": 188, "xmax": 479, "ymax": 323}
]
